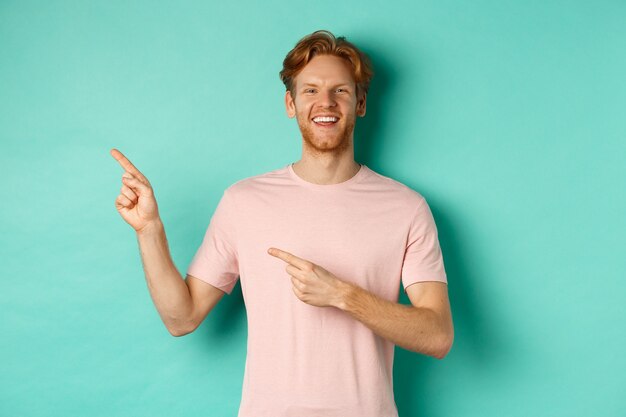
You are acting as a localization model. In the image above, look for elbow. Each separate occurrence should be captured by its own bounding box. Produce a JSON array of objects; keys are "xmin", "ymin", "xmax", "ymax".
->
[
  {"xmin": 434, "ymin": 331, "xmax": 454, "ymax": 360},
  {"xmin": 168, "ymin": 327, "xmax": 190, "ymax": 337},
  {"xmin": 166, "ymin": 319, "xmax": 197, "ymax": 337}
]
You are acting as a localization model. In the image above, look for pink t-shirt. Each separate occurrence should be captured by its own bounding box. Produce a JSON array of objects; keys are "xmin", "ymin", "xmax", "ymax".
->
[{"xmin": 187, "ymin": 163, "xmax": 447, "ymax": 417}]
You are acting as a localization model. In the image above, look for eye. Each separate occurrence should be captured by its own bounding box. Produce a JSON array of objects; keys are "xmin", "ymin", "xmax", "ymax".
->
[{"xmin": 304, "ymin": 88, "xmax": 316, "ymax": 94}]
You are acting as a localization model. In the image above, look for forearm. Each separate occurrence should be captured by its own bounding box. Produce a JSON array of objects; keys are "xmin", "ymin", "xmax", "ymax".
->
[
  {"xmin": 337, "ymin": 282, "xmax": 450, "ymax": 358},
  {"xmin": 136, "ymin": 220, "xmax": 193, "ymax": 334}
]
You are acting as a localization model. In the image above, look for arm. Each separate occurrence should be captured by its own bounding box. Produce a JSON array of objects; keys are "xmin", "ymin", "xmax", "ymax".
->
[
  {"xmin": 337, "ymin": 280, "xmax": 454, "ymax": 359},
  {"xmin": 266, "ymin": 247, "xmax": 454, "ymax": 359},
  {"xmin": 136, "ymin": 221, "xmax": 225, "ymax": 336},
  {"xmin": 111, "ymin": 148, "xmax": 224, "ymax": 337}
]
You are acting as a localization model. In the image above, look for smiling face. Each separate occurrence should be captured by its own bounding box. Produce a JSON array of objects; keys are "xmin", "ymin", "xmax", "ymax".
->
[{"xmin": 285, "ymin": 54, "xmax": 366, "ymax": 156}]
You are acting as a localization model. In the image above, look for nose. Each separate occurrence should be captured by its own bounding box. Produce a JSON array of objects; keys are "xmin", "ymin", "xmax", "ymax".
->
[{"xmin": 317, "ymin": 89, "xmax": 337, "ymax": 108}]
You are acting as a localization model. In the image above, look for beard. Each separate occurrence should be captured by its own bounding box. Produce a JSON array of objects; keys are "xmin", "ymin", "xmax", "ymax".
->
[{"xmin": 296, "ymin": 112, "xmax": 356, "ymax": 156}]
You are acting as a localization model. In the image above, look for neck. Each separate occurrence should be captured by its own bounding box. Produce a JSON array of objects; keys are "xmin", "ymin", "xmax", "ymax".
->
[{"xmin": 292, "ymin": 153, "xmax": 361, "ymax": 185}]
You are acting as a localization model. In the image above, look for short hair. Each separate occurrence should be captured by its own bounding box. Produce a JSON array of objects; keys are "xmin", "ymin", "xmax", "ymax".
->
[{"xmin": 279, "ymin": 30, "xmax": 374, "ymax": 100}]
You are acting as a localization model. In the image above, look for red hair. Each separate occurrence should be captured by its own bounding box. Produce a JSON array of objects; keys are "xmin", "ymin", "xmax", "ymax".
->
[{"xmin": 279, "ymin": 30, "xmax": 374, "ymax": 100}]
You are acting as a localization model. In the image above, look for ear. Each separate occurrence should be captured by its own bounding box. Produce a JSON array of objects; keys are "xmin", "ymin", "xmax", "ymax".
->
[
  {"xmin": 356, "ymin": 94, "xmax": 367, "ymax": 117},
  {"xmin": 285, "ymin": 90, "xmax": 296, "ymax": 118}
]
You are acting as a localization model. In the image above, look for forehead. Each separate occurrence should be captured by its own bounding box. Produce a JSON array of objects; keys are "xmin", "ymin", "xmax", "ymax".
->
[{"xmin": 294, "ymin": 54, "xmax": 355, "ymax": 87}]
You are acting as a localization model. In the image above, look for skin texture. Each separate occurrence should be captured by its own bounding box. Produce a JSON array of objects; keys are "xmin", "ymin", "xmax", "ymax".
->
[
  {"xmin": 111, "ymin": 53, "xmax": 454, "ymax": 356},
  {"xmin": 287, "ymin": 55, "xmax": 363, "ymax": 156},
  {"xmin": 285, "ymin": 54, "xmax": 366, "ymax": 185},
  {"xmin": 111, "ymin": 149, "xmax": 217, "ymax": 337},
  {"xmin": 267, "ymin": 248, "xmax": 453, "ymax": 359}
]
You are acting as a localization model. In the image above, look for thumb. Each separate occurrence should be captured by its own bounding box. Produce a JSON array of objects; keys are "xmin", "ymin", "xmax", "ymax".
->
[{"xmin": 121, "ymin": 175, "xmax": 153, "ymax": 197}]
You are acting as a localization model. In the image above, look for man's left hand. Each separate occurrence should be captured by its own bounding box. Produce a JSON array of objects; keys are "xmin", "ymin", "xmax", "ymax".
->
[{"xmin": 267, "ymin": 247, "xmax": 350, "ymax": 308}]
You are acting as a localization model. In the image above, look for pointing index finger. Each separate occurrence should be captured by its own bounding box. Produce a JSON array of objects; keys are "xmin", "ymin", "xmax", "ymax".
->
[
  {"xmin": 110, "ymin": 148, "xmax": 146, "ymax": 180},
  {"xmin": 268, "ymin": 247, "xmax": 309, "ymax": 269}
]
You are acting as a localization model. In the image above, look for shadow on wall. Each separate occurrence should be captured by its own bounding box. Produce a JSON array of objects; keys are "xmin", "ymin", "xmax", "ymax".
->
[
  {"xmin": 354, "ymin": 41, "xmax": 508, "ymax": 417},
  {"xmin": 353, "ymin": 42, "xmax": 390, "ymax": 166}
]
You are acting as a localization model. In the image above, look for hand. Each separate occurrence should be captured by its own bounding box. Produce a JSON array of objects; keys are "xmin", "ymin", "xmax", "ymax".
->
[
  {"xmin": 267, "ymin": 247, "xmax": 350, "ymax": 308},
  {"xmin": 110, "ymin": 148, "xmax": 161, "ymax": 233}
]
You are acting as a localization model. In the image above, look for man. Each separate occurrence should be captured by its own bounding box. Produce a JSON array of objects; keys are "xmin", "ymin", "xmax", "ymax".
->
[{"xmin": 111, "ymin": 30, "xmax": 453, "ymax": 417}]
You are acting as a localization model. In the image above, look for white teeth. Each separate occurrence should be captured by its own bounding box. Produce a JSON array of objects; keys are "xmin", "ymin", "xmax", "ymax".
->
[{"xmin": 313, "ymin": 116, "xmax": 338, "ymax": 123}]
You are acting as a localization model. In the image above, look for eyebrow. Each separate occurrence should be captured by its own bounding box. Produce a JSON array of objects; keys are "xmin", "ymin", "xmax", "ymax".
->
[{"xmin": 300, "ymin": 82, "xmax": 351, "ymax": 88}]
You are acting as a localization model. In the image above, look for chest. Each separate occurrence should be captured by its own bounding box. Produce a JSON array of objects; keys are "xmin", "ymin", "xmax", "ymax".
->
[{"xmin": 236, "ymin": 192, "xmax": 410, "ymax": 298}]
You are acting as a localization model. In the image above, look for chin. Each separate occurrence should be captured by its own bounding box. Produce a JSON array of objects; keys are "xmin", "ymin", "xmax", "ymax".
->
[
  {"xmin": 303, "ymin": 134, "xmax": 351, "ymax": 153},
  {"xmin": 297, "ymin": 118, "xmax": 355, "ymax": 153}
]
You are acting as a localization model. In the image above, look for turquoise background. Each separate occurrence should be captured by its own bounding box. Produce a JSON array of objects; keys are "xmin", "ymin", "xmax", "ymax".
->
[{"xmin": 1, "ymin": 1, "xmax": 625, "ymax": 416}]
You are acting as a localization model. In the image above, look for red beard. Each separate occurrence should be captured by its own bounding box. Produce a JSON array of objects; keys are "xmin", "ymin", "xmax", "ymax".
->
[{"xmin": 296, "ymin": 114, "xmax": 356, "ymax": 156}]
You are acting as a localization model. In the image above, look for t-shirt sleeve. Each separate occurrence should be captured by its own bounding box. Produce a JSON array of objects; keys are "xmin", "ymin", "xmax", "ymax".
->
[
  {"xmin": 186, "ymin": 188, "xmax": 240, "ymax": 295},
  {"xmin": 401, "ymin": 196, "xmax": 447, "ymax": 292}
]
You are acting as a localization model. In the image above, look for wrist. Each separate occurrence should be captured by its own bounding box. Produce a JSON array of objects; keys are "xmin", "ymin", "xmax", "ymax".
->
[
  {"xmin": 136, "ymin": 219, "xmax": 164, "ymax": 237},
  {"xmin": 336, "ymin": 280, "xmax": 357, "ymax": 311}
]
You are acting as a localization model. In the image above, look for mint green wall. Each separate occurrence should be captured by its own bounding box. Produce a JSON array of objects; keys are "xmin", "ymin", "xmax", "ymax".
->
[{"xmin": 1, "ymin": 1, "xmax": 624, "ymax": 416}]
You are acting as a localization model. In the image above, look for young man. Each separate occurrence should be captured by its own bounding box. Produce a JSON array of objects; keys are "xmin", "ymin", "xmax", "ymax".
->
[{"xmin": 112, "ymin": 30, "xmax": 453, "ymax": 417}]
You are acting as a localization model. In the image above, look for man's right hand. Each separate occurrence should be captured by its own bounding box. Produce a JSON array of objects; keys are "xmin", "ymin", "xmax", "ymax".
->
[{"xmin": 111, "ymin": 148, "xmax": 161, "ymax": 233}]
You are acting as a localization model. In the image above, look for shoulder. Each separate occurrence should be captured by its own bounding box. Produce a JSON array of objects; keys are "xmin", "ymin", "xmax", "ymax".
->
[
  {"xmin": 362, "ymin": 165, "xmax": 427, "ymax": 207},
  {"xmin": 223, "ymin": 164, "xmax": 291, "ymax": 198}
]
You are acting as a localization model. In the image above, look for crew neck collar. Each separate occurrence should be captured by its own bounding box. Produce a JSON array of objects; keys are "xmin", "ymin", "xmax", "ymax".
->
[{"xmin": 287, "ymin": 162, "xmax": 369, "ymax": 190}]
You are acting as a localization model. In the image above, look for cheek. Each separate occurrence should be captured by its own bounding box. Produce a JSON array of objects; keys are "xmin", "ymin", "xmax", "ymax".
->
[
  {"xmin": 297, "ymin": 99, "xmax": 313, "ymax": 109},
  {"xmin": 340, "ymin": 97, "xmax": 358, "ymax": 109}
]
